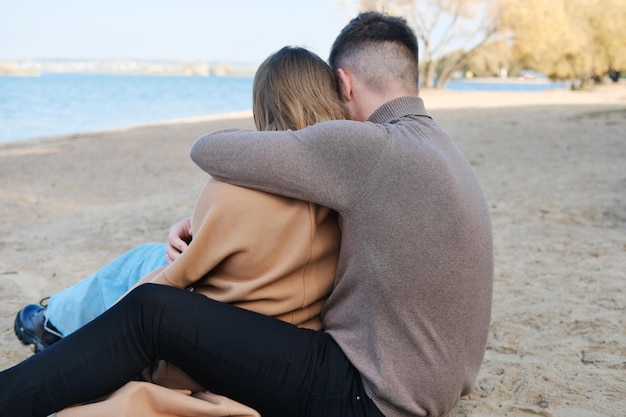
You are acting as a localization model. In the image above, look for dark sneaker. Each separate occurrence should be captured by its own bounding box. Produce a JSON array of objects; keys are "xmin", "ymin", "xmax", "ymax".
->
[{"xmin": 14, "ymin": 304, "xmax": 62, "ymax": 353}]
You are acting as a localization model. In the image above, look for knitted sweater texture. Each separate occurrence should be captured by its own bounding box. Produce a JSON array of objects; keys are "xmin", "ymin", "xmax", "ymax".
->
[
  {"xmin": 148, "ymin": 179, "xmax": 340, "ymax": 330},
  {"xmin": 190, "ymin": 96, "xmax": 493, "ymax": 417}
]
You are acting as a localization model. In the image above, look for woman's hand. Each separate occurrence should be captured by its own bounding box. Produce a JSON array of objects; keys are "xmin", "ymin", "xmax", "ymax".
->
[{"xmin": 166, "ymin": 217, "xmax": 192, "ymax": 264}]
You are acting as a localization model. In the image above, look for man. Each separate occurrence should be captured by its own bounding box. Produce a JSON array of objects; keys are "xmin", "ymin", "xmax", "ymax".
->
[
  {"xmin": 11, "ymin": 12, "xmax": 492, "ymax": 417},
  {"xmin": 189, "ymin": 11, "xmax": 494, "ymax": 416}
]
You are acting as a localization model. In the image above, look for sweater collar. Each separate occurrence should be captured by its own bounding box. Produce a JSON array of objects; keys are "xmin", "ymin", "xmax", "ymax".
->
[{"xmin": 367, "ymin": 96, "xmax": 430, "ymax": 124}]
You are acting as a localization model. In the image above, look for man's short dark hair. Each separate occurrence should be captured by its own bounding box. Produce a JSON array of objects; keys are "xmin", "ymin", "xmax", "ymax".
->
[{"xmin": 329, "ymin": 11, "xmax": 419, "ymax": 73}]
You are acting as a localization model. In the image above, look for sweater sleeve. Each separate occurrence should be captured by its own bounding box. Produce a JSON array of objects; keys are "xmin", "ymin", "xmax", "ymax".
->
[
  {"xmin": 149, "ymin": 180, "xmax": 252, "ymax": 289},
  {"xmin": 189, "ymin": 120, "xmax": 391, "ymax": 212}
]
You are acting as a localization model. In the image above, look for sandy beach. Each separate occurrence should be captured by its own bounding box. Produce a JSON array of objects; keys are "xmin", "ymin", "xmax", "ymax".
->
[{"xmin": 1, "ymin": 85, "xmax": 624, "ymax": 416}]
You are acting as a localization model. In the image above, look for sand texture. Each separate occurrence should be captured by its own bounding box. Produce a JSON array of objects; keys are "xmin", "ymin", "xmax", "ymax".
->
[{"xmin": 1, "ymin": 86, "xmax": 624, "ymax": 416}]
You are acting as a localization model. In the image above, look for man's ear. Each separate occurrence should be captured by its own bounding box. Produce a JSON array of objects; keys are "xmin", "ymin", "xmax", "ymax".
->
[{"xmin": 336, "ymin": 68, "xmax": 352, "ymax": 101}]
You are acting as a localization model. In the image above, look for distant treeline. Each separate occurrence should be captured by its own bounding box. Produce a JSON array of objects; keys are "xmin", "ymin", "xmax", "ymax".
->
[
  {"xmin": 345, "ymin": 0, "xmax": 625, "ymax": 89},
  {"xmin": 0, "ymin": 60, "xmax": 258, "ymax": 77}
]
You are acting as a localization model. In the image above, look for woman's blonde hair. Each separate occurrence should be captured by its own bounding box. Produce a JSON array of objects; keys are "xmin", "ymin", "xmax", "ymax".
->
[{"xmin": 253, "ymin": 46, "xmax": 347, "ymax": 131}]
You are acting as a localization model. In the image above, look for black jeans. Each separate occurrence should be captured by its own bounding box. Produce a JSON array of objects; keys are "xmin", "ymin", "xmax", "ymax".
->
[{"xmin": 0, "ymin": 284, "xmax": 384, "ymax": 417}]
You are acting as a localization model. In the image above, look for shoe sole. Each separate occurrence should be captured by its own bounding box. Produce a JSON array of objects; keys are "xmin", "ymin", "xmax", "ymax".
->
[{"xmin": 14, "ymin": 318, "xmax": 46, "ymax": 353}]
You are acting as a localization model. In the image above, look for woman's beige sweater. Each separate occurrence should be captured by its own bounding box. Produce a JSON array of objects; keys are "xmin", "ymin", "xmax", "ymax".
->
[{"xmin": 149, "ymin": 177, "xmax": 341, "ymax": 330}]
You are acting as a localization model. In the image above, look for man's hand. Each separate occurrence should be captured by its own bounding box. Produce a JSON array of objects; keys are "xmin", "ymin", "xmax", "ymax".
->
[{"xmin": 166, "ymin": 217, "xmax": 192, "ymax": 264}]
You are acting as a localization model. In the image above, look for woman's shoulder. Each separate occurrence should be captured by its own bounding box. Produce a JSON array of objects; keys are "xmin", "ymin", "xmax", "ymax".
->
[{"xmin": 201, "ymin": 178, "xmax": 309, "ymax": 211}]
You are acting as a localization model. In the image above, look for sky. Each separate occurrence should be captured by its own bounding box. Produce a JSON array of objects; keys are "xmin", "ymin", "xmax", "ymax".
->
[{"xmin": 0, "ymin": 0, "xmax": 351, "ymax": 63}]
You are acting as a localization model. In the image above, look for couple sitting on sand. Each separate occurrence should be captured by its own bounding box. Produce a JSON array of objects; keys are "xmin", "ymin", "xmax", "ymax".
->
[{"xmin": 4, "ymin": 11, "xmax": 493, "ymax": 417}]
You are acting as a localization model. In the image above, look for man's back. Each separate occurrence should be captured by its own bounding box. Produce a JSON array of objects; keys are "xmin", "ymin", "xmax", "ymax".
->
[{"xmin": 320, "ymin": 97, "xmax": 493, "ymax": 417}]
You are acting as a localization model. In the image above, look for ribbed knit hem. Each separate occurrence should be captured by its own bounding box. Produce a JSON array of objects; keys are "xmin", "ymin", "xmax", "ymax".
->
[
  {"xmin": 367, "ymin": 96, "xmax": 429, "ymax": 125},
  {"xmin": 362, "ymin": 377, "xmax": 427, "ymax": 417}
]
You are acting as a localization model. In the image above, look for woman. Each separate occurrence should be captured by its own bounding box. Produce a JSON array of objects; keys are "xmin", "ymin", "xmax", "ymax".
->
[
  {"xmin": 0, "ymin": 46, "xmax": 354, "ymax": 417},
  {"xmin": 117, "ymin": 45, "xmax": 346, "ymax": 331}
]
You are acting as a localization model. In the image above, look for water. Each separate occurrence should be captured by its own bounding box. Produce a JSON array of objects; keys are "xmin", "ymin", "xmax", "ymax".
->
[
  {"xmin": 0, "ymin": 74, "xmax": 568, "ymax": 144},
  {"xmin": 446, "ymin": 79, "xmax": 569, "ymax": 92},
  {"xmin": 0, "ymin": 74, "xmax": 254, "ymax": 143}
]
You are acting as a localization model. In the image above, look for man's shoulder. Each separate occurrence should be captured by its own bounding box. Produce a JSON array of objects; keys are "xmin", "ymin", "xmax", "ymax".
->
[
  {"xmin": 304, "ymin": 120, "xmax": 391, "ymax": 152},
  {"xmin": 308, "ymin": 119, "xmax": 389, "ymax": 137}
]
